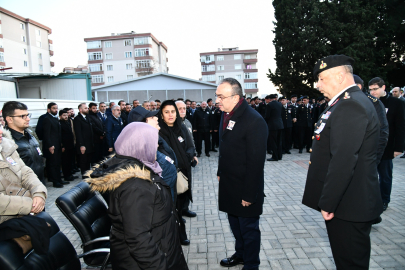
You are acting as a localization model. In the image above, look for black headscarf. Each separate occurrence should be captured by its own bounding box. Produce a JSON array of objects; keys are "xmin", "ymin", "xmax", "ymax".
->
[{"xmin": 158, "ymin": 100, "xmax": 190, "ymax": 174}]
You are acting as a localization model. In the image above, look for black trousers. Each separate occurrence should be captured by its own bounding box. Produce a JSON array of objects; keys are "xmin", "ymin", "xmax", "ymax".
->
[
  {"xmin": 292, "ymin": 124, "xmax": 299, "ymax": 148},
  {"xmin": 78, "ymin": 152, "xmax": 93, "ymax": 176},
  {"xmin": 211, "ymin": 131, "xmax": 219, "ymax": 149},
  {"xmin": 298, "ymin": 126, "xmax": 312, "ymax": 151},
  {"xmin": 326, "ymin": 217, "xmax": 373, "ymax": 270},
  {"xmin": 196, "ymin": 131, "xmax": 211, "ymax": 154},
  {"xmin": 176, "ymin": 193, "xmax": 188, "ymax": 242},
  {"xmin": 228, "ymin": 214, "xmax": 260, "ymax": 269},
  {"xmin": 282, "ymin": 127, "xmax": 292, "ymax": 152},
  {"xmin": 92, "ymin": 142, "xmax": 104, "ymax": 164},
  {"xmin": 45, "ymin": 148, "xmax": 62, "ymax": 184},
  {"xmin": 61, "ymin": 147, "xmax": 73, "ymax": 179},
  {"xmin": 268, "ymin": 129, "xmax": 282, "ymax": 160}
]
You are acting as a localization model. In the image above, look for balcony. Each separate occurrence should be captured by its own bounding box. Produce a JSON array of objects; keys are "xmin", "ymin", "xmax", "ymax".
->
[
  {"xmin": 92, "ymin": 82, "xmax": 105, "ymax": 87},
  {"xmin": 49, "ymin": 50, "xmax": 54, "ymax": 56},
  {"xmin": 136, "ymin": 67, "xmax": 153, "ymax": 73},
  {"xmin": 50, "ymin": 61, "xmax": 54, "ymax": 67},
  {"xmin": 48, "ymin": 39, "xmax": 53, "ymax": 44},
  {"xmin": 243, "ymin": 58, "xmax": 257, "ymax": 64},
  {"xmin": 0, "ymin": 62, "xmax": 5, "ymax": 67},
  {"xmin": 135, "ymin": 56, "xmax": 153, "ymax": 60},
  {"xmin": 201, "ymin": 61, "xmax": 215, "ymax": 65},
  {"xmin": 245, "ymin": 88, "xmax": 258, "ymax": 94},
  {"xmin": 90, "ymin": 70, "xmax": 104, "ymax": 75},
  {"xmin": 244, "ymin": 79, "xmax": 258, "ymax": 83},
  {"xmin": 134, "ymin": 44, "xmax": 152, "ymax": 49},
  {"xmin": 87, "ymin": 48, "xmax": 102, "ymax": 53},
  {"xmin": 88, "ymin": 59, "xmax": 103, "ymax": 64},
  {"xmin": 202, "ymin": 71, "xmax": 215, "ymax": 75},
  {"xmin": 243, "ymin": 69, "xmax": 258, "ymax": 73}
]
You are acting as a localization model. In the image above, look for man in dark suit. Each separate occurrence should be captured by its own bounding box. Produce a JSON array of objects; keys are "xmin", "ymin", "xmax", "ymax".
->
[
  {"xmin": 105, "ymin": 102, "xmax": 115, "ymax": 117},
  {"xmin": 296, "ymin": 96, "xmax": 313, "ymax": 153},
  {"xmin": 73, "ymin": 103, "xmax": 94, "ymax": 175},
  {"xmin": 105, "ymin": 105, "xmax": 124, "ymax": 153},
  {"xmin": 265, "ymin": 94, "xmax": 284, "ymax": 161},
  {"xmin": 192, "ymin": 101, "xmax": 212, "ymax": 157},
  {"xmin": 213, "ymin": 103, "xmax": 222, "ymax": 148},
  {"xmin": 42, "ymin": 102, "xmax": 68, "ymax": 187},
  {"xmin": 118, "ymin": 100, "xmax": 128, "ymax": 126},
  {"xmin": 369, "ymin": 77, "xmax": 405, "ymax": 211},
  {"xmin": 302, "ymin": 55, "xmax": 383, "ymax": 269},
  {"xmin": 279, "ymin": 96, "xmax": 295, "ymax": 154},
  {"xmin": 59, "ymin": 110, "xmax": 76, "ymax": 182},
  {"xmin": 88, "ymin": 102, "xmax": 106, "ymax": 163},
  {"xmin": 289, "ymin": 94, "xmax": 299, "ymax": 149},
  {"xmin": 35, "ymin": 107, "xmax": 50, "ymax": 141},
  {"xmin": 207, "ymin": 98, "xmax": 218, "ymax": 152},
  {"xmin": 97, "ymin": 102, "xmax": 108, "ymax": 124},
  {"xmin": 216, "ymin": 78, "xmax": 268, "ymax": 270}
]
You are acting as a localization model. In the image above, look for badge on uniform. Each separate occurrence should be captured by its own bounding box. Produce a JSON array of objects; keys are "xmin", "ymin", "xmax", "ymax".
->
[
  {"xmin": 36, "ymin": 147, "xmax": 42, "ymax": 156},
  {"xmin": 227, "ymin": 120, "xmax": 236, "ymax": 130},
  {"xmin": 206, "ymin": 111, "xmax": 209, "ymax": 114},
  {"xmin": 178, "ymin": 136, "xmax": 184, "ymax": 143},
  {"xmin": 212, "ymin": 111, "xmax": 215, "ymax": 114},
  {"xmin": 288, "ymin": 109, "xmax": 291, "ymax": 114},
  {"xmin": 316, "ymin": 134, "xmax": 320, "ymax": 140},
  {"xmin": 385, "ymin": 108, "xmax": 389, "ymax": 114},
  {"xmin": 188, "ymin": 127, "xmax": 192, "ymax": 133},
  {"xmin": 321, "ymin": 111, "xmax": 331, "ymax": 119},
  {"xmin": 165, "ymin": 156, "xmax": 174, "ymax": 164},
  {"xmin": 6, "ymin": 157, "xmax": 17, "ymax": 166},
  {"xmin": 314, "ymin": 123, "xmax": 325, "ymax": 134}
]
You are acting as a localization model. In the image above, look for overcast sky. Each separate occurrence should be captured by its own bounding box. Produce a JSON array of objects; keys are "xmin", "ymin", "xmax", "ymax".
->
[{"xmin": 2, "ymin": 0, "xmax": 278, "ymax": 95}]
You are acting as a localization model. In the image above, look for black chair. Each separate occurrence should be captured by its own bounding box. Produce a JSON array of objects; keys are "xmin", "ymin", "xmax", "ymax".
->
[
  {"xmin": 0, "ymin": 211, "xmax": 81, "ymax": 270},
  {"xmin": 55, "ymin": 181, "xmax": 111, "ymax": 270}
]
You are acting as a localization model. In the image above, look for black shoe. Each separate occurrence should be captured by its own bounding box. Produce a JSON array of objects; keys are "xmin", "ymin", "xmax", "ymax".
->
[
  {"xmin": 401, "ymin": 154, "xmax": 405, "ymax": 158},
  {"xmin": 306, "ymin": 150, "xmax": 311, "ymax": 153},
  {"xmin": 73, "ymin": 168, "xmax": 80, "ymax": 172},
  {"xmin": 211, "ymin": 149, "xmax": 218, "ymax": 152},
  {"xmin": 197, "ymin": 153, "xmax": 201, "ymax": 157},
  {"xmin": 206, "ymin": 153, "xmax": 210, "ymax": 157},
  {"xmin": 267, "ymin": 158, "xmax": 278, "ymax": 161},
  {"xmin": 383, "ymin": 202, "xmax": 388, "ymax": 211},
  {"xmin": 61, "ymin": 181, "xmax": 70, "ymax": 185},
  {"xmin": 53, "ymin": 183, "xmax": 64, "ymax": 188},
  {"xmin": 286, "ymin": 151, "xmax": 291, "ymax": 154},
  {"xmin": 182, "ymin": 218, "xmax": 186, "ymax": 223},
  {"xmin": 242, "ymin": 268, "xmax": 258, "ymax": 270},
  {"xmin": 373, "ymin": 216, "xmax": 382, "ymax": 225},
  {"xmin": 183, "ymin": 210, "xmax": 197, "ymax": 218},
  {"xmin": 220, "ymin": 254, "xmax": 244, "ymax": 267},
  {"xmin": 65, "ymin": 175, "xmax": 74, "ymax": 181},
  {"xmin": 299, "ymin": 149, "xmax": 303, "ymax": 153},
  {"xmin": 181, "ymin": 239, "xmax": 190, "ymax": 246}
]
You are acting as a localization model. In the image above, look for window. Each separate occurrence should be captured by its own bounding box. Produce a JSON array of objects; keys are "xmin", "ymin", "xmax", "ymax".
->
[
  {"xmin": 36, "ymin": 41, "xmax": 41, "ymax": 48},
  {"xmin": 245, "ymin": 55, "xmax": 251, "ymax": 59},
  {"xmin": 87, "ymin": 41, "xmax": 101, "ymax": 49},
  {"xmin": 22, "ymin": 35, "xmax": 26, "ymax": 42},
  {"xmin": 37, "ymin": 30, "xmax": 41, "ymax": 36},
  {"xmin": 24, "ymin": 60, "xmax": 28, "ymax": 67},
  {"xmin": 125, "ymin": 51, "xmax": 132, "ymax": 58},
  {"xmin": 134, "ymin": 37, "xmax": 151, "ymax": 45},
  {"xmin": 0, "ymin": 39, "xmax": 3, "ymax": 48},
  {"xmin": 39, "ymin": 64, "xmax": 43, "ymax": 71},
  {"xmin": 38, "ymin": 53, "xmax": 42, "ymax": 59},
  {"xmin": 234, "ymin": 54, "xmax": 241, "ymax": 60},
  {"xmin": 202, "ymin": 75, "xmax": 215, "ymax": 81},
  {"xmin": 201, "ymin": 65, "xmax": 215, "ymax": 72},
  {"xmin": 217, "ymin": 65, "xmax": 224, "ymax": 71},
  {"xmin": 246, "ymin": 65, "xmax": 252, "ymax": 69},
  {"xmin": 245, "ymin": 73, "xmax": 258, "ymax": 79},
  {"xmin": 136, "ymin": 60, "xmax": 151, "ymax": 68},
  {"xmin": 88, "ymin": 52, "xmax": 102, "ymax": 60},
  {"xmin": 0, "ymin": 52, "xmax": 4, "ymax": 62},
  {"xmin": 20, "ymin": 23, "xmax": 25, "ymax": 30},
  {"xmin": 245, "ymin": 82, "xmax": 258, "ymax": 89},
  {"xmin": 89, "ymin": 64, "xmax": 103, "ymax": 72},
  {"xmin": 217, "ymin": 55, "xmax": 224, "ymax": 61},
  {"xmin": 124, "ymin": 39, "xmax": 132, "ymax": 46},
  {"xmin": 127, "ymin": 75, "xmax": 134, "ymax": 80},
  {"xmin": 126, "ymin": 63, "xmax": 133, "ymax": 70},
  {"xmin": 23, "ymin": 48, "xmax": 27, "ymax": 54},
  {"xmin": 235, "ymin": 64, "xmax": 242, "ymax": 69},
  {"xmin": 107, "ymin": 76, "xmax": 114, "ymax": 82},
  {"xmin": 134, "ymin": 48, "xmax": 151, "ymax": 57},
  {"xmin": 104, "ymin": 41, "xmax": 112, "ymax": 48},
  {"xmin": 218, "ymin": 75, "xmax": 224, "ymax": 81},
  {"xmin": 107, "ymin": 65, "xmax": 113, "ymax": 71},
  {"xmin": 200, "ymin": 55, "xmax": 214, "ymax": 63},
  {"xmin": 92, "ymin": 75, "xmax": 104, "ymax": 83},
  {"xmin": 236, "ymin": 74, "xmax": 241, "ymax": 80},
  {"xmin": 105, "ymin": 53, "xmax": 113, "ymax": 59}
]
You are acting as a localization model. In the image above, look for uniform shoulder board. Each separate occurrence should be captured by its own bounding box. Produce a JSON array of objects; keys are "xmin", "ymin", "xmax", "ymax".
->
[{"xmin": 367, "ymin": 94, "xmax": 378, "ymax": 103}]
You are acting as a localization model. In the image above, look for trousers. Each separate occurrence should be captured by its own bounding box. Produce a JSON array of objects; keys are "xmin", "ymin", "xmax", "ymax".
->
[{"xmin": 377, "ymin": 159, "xmax": 393, "ymax": 203}]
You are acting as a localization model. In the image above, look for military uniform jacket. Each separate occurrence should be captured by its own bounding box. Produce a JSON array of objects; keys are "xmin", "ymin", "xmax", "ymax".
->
[
  {"xmin": 302, "ymin": 86, "xmax": 383, "ymax": 222},
  {"xmin": 264, "ymin": 101, "xmax": 284, "ymax": 130},
  {"xmin": 296, "ymin": 104, "xmax": 313, "ymax": 127},
  {"xmin": 281, "ymin": 104, "xmax": 295, "ymax": 129}
]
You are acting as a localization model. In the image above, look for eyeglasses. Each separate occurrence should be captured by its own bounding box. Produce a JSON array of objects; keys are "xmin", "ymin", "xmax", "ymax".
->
[
  {"xmin": 369, "ymin": 87, "xmax": 380, "ymax": 92},
  {"xmin": 9, "ymin": 113, "xmax": 32, "ymax": 119},
  {"xmin": 215, "ymin": 94, "xmax": 235, "ymax": 101}
]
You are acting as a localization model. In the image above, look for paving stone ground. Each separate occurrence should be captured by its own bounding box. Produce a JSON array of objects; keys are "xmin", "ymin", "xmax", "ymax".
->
[{"xmin": 44, "ymin": 149, "xmax": 405, "ymax": 270}]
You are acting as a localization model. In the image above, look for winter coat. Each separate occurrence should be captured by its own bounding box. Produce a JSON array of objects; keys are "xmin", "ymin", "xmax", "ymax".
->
[
  {"xmin": 85, "ymin": 156, "xmax": 188, "ymax": 270},
  {"xmin": 0, "ymin": 137, "xmax": 47, "ymax": 224},
  {"xmin": 105, "ymin": 116, "xmax": 124, "ymax": 149}
]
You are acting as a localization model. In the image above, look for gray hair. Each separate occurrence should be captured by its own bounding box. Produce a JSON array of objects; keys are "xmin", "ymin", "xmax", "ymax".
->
[
  {"xmin": 343, "ymin": 65, "xmax": 353, "ymax": 74},
  {"xmin": 111, "ymin": 105, "xmax": 120, "ymax": 110},
  {"xmin": 175, "ymin": 100, "xmax": 186, "ymax": 106},
  {"xmin": 220, "ymin": 78, "xmax": 244, "ymax": 97}
]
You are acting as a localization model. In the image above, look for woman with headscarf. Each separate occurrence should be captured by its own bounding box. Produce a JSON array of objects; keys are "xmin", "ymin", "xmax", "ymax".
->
[
  {"xmin": 158, "ymin": 100, "xmax": 196, "ymax": 246},
  {"xmin": 85, "ymin": 122, "xmax": 188, "ymax": 270}
]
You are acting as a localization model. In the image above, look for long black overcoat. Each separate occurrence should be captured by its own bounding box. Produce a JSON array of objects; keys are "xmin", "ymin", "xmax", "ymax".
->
[{"xmin": 217, "ymin": 99, "xmax": 268, "ymax": 217}]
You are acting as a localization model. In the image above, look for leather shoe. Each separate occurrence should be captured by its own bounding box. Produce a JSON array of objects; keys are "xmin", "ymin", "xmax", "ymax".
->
[
  {"xmin": 285, "ymin": 151, "xmax": 291, "ymax": 154},
  {"xmin": 220, "ymin": 254, "xmax": 244, "ymax": 267},
  {"xmin": 373, "ymin": 216, "xmax": 382, "ymax": 225},
  {"xmin": 267, "ymin": 158, "xmax": 278, "ymax": 161},
  {"xmin": 182, "ymin": 218, "xmax": 186, "ymax": 223},
  {"xmin": 53, "ymin": 183, "xmax": 64, "ymax": 188},
  {"xmin": 181, "ymin": 239, "xmax": 190, "ymax": 246},
  {"xmin": 383, "ymin": 202, "xmax": 388, "ymax": 211},
  {"xmin": 197, "ymin": 153, "xmax": 201, "ymax": 157},
  {"xmin": 183, "ymin": 210, "xmax": 197, "ymax": 218},
  {"xmin": 206, "ymin": 153, "xmax": 210, "ymax": 157},
  {"xmin": 61, "ymin": 181, "xmax": 70, "ymax": 185},
  {"xmin": 211, "ymin": 149, "xmax": 218, "ymax": 152},
  {"xmin": 299, "ymin": 149, "xmax": 303, "ymax": 153}
]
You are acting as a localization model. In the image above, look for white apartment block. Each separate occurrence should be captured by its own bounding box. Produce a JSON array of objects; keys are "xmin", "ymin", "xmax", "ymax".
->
[
  {"xmin": 84, "ymin": 32, "xmax": 168, "ymax": 87},
  {"xmin": 0, "ymin": 7, "xmax": 54, "ymax": 73},
  {"xmin": 200, "ymin": 47, "xmax": 258, "ymax": 97}
]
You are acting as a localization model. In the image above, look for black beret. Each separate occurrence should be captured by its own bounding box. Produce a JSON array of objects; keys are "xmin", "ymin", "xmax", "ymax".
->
[
  {"xmin": 269, "ymin": 94, "xmax": 278, "ymax": 99},
  {"xmin": 313, "ymin": 55, "xmax": 354, "ymax": 79},
  {"xmin": 279, "ymin": 96, "xmax": 287, "ymax": 100},
  {"xmin": 302, "ymin": 95, "xmax": 309, "ymax": 100},
  {"xmin": 291, "ymin": 94, "xmax": 297, "ymax": 98},
  {"xmin": 317, "ymin": 96, "xmax": 324, "ymax": 101},
  {"xmin": 353, "ymin": 74, "xmax": 364, "ymax": 85}
]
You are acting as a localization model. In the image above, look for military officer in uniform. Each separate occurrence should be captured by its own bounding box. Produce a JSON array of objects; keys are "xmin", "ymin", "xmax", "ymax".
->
[
  {"xmin": 279, "ymin": 96, "xmax": 295, "ymax": 154},
  {"xmin": 296, "ymin": 96, "xmax": 312, "ymax": 153},
  {"xmin": 302, "ymin": 55, "xmax": 383, "ymax": 269}
]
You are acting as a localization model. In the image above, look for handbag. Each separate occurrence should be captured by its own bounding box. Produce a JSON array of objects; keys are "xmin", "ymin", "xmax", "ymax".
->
[{"xmin": 176, "ymin": 169, "xmax": 189, "ymax": 194}]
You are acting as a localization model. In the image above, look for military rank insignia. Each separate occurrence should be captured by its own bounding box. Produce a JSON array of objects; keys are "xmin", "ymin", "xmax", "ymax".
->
[
  {"xmin": 320, "ymin": 61, "xmax": 327, "ymax": 69},
  {"xmin": 344, "ymin": 92, "xmax": 351, "ymax": 99}
]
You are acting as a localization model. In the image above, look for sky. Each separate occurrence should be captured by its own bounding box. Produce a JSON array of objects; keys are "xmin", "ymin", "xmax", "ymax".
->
[{"xmin": 1, "ymin": 0, "xmax": 278, "ymax": 96}]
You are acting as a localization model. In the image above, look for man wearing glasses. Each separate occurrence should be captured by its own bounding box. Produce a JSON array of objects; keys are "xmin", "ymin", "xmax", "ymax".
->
[
  {"xmin": 2, "ymin": 102, "xmax": 45, "ymax": 185},
  {"xmin": 369, "ymin": 77, "xmax": 405, "ymax": 211}
]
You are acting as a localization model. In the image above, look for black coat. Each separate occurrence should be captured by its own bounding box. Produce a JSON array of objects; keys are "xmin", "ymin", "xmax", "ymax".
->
[
  {"xmin": 186, "ymin": 109, "xmax": 194, "ymax": 124},
  {"xmin": 208, "ymin": 107, "xmax": 218, "ymax": 130},
  {"xmin": 281, "ymin": 104, "xmax": 294, "ymax": 129},
  {"xmin": 379, "ymin": 93, "xmax": 405, "ymax": 160},
  {"xmin": 264, "ymin": 101, "xmax": 284, "ymax": 130},
  {"xmin": 217, "ymin": 99, "xmax": 268, "ymax": 217},
  {"xmin": 59, "ymin": 120, "xmax": 75, "ymax": 150},
  {"xmin": 88, "ymin": 111, "xmax": 105, "ymax": 144},
  {"xmin": 73, "ymin": 114, "xmax": 94, "ymax": 154},
  {"xmin": 214, "ymin": 108, "xmax": 222, "ymax": 130},
  {"xmin": 192, "ymin": 107, "xmax": 212, "ymax": 132},
  {"xmin": 257, "ymin": 102, "xmax": 266, "ymax": 117},
  {"xmin": 296, "ymin": 104, "xmax": 313, "ymax": 127},
  {"xmin": 42, "ymin": 114, "xmax": 62, "ymax": 158},
  {"xmin": 302, "ymin": 86, "xmax": 383, "ymax": 222},
  {"xmin": 121, "ymin": 111, "xmax": 128, "ymax": 126},
  {"xmin": 35, "ymin": 113, "xmax": 47, "ymax": 140}
]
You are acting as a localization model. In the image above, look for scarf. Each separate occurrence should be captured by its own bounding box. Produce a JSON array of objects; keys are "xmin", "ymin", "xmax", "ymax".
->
[{"xmin": 222, "ymin": 98, "xmax": 245, "ymax": 131}]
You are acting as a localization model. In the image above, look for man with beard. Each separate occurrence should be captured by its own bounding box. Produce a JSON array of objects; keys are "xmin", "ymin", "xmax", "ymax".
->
[
  {"xmin": 88, "ymin": 102, "xmax": 106, "ymax": 163},
  {"xmin": 118, "ymin": 100, "xmax": 128, "ymax": 126},
  {"xmin": 193, "ymin": 101, "xmax": 212, "ymax": 157},
  {"xmin": 59, "ymin": 110, "xmax": 77, "ymax": 181},
  {"xmin": 132, "ymin": 99, "xmax": 140, "ymax": 108},
  {"xmin": 150, "ymin": 101, "xmax": 157, "ymax": 111}
]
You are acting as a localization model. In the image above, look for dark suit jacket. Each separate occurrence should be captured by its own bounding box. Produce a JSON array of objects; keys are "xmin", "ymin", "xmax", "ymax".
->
[
  {"xmin": 296, "ymin": 104, "xmax": 313, "ymax": 127},
  {"xmin": 73, "ymin": 114, "xmax": 94, "ymax": 154},
  {"xmin": 35, "ymin": 113, "xmax": 48, "ymax": 140},
  {"xmin": 192, "ymin": 108, "xmax": 212, "ymax": 132},
  {"xmin": 42, "ymin": 114, "xmax": 62, "ymax": 158},
  {"xmin": 217, "ymin": 99, "xmax": 268, "ymax": 217},
  {"xmin": 97, "ymin": 111, "xmax": 108, "ymax": 124},
  {"xmin": 88, "ymin": 111, "xmax": 105, "ymax": 144},
  {"xmin": 186, "ymin": 109, "xmax": 193, "ymax": 124},
  {"xmin": 59, "ymin": 119, "xmax": 75, "ymax": 150},
  {"xmin": 281, "ymin": 104, "xmax": 294, "ymax": 129},
  {"xmin": 264, "ymin": 101, "xmax": 284, "ymax": 130},
  {"xmin": 302, "ymin": 86, "xmax": 383, "ymax": 222},
  {"xmin": 105, "ymin": 116, "xmax": 124, "ymax": 149},
  {"xmin": 258, "ymin": 102, "xmax": 267, "ymax": 117}
]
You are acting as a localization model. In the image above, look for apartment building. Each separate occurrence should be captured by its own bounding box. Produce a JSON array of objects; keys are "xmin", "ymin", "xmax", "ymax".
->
[
  {"xmin": 0, "ymin": 7, "xmax": 54, "ymax": 73},
  {"xmin": 84, "ymin": 32, "xmax": 168, "ymax": 87},
  {"xmin": 200, "ymin": 47, "xmax": 258, "ymax": 97},
  {"xmin": 63, "ymin": 65, "xmax": 88, "ymax": 74}
]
